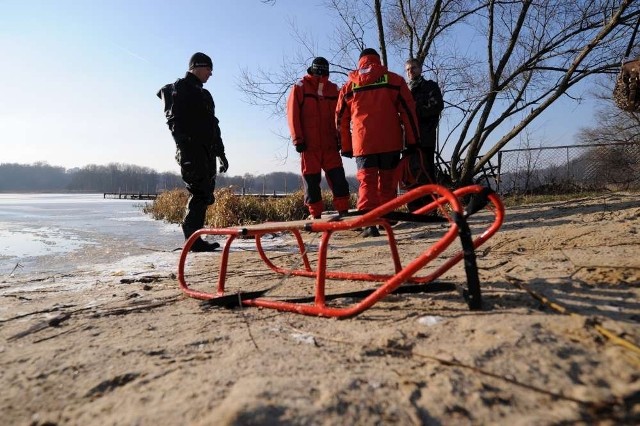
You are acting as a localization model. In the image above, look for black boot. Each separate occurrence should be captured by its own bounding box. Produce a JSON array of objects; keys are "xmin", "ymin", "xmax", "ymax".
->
[
  {"xmin": 190, "ymin": 238, "xmax": 220, "ymax": 252},
  {"xmin": 360, "ymin": 226, "xmax": 381, "ymax": 238}
]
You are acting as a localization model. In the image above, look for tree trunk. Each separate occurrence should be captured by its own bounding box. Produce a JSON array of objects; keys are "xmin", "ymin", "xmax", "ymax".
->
[{"xmin": 374, "ymin": 0, "xmax": 388, "ymax": 66}]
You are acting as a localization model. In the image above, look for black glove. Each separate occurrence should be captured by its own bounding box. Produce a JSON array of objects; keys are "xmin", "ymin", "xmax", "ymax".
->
[
  {"xmin": 218, "ymin": 154, "xmax": 229, "ymax": 173},
  {"xmin": 295, "ymin": 142, "xmax": 307, "ymax": 153},
  {"xmin": 341, "ymin": 150, "xmax": 353, "ymax": 159}
]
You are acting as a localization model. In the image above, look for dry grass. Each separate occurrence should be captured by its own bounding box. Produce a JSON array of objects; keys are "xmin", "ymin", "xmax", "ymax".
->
[
  {"xmin": 143, "ymin": 187, "xmax": 354, "ymax": 227},
  {"xmin": 142, "ymin": 189, "xmax": 189, "ymax": 223}
]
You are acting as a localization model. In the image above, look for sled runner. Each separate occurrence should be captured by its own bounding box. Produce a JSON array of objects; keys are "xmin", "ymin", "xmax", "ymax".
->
[{"xmin": 177, "ymin": 184, "xmax": 505, "ymax": 318}]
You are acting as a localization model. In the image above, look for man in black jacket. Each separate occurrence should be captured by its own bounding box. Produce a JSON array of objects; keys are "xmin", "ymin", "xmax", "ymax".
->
[
  {"xmin": 404, "ymin": 58, "xmax": 444, "ymax": 212},
  {"xmin": 157, "ymin": 52, "xmax": 229, "ymax": 252}
]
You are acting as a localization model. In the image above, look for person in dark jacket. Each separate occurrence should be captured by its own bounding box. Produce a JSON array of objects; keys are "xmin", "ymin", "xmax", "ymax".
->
[
  {"xmin": 157, "ymin": 52, "xmax": 229, "ymax": 252},
  {"xmin": 336, "ymin": 48, "xmax": 419, "ymax": 237},
  {"xmin": 287, "ymin": 57, "xmax": 350, "ymax": 219},
  {"xmin": 403, "ymin": 58, "xmax": 444, "ymax": 212}
]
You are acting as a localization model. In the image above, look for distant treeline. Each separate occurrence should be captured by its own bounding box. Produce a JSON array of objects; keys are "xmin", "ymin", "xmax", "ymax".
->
[{"xmin": 0, "ymin": 162, "xmax": 359, "ymax": 194}]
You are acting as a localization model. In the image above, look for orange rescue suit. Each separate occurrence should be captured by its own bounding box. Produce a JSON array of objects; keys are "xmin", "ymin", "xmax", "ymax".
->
[
  {"xmin": 287, "ymin": 74, "xmax": 350, "ymax": 217},
  {"xmin": 288, "ymin": 75, "xmax": 340, "ymax": 152},
  {"xmin": 336, "ymin": 54, "xmax": 419, "ymax": 211},
  {"xmin": 336, "ymin": 56, "xmax": 419, "ymax": 156}
]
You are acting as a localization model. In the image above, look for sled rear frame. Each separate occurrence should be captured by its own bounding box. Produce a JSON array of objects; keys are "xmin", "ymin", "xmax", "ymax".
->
[{"xmin": 177, "ymin": 184, "xmax": 505, "ymax": 318}]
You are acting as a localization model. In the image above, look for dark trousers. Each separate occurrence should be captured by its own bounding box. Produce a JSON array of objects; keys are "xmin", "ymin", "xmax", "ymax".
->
[
  {"xmin": 182, "ymin": 175, "xmax": 216, "ymax": 239},
  {"xmin": 407, "ymin": 146, "xmax": 436, "ymax": 212},
  {"xmin": 301, "ymin": 150, "xmax": 351, "ymax": 217},
  {"xmin": 174, "ymin": 138, "xmax": 217, "ymax": 239}
]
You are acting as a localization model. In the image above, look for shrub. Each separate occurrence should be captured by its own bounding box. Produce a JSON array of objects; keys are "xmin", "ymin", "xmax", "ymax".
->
[
  {"xmin": 142, "ymin": 189, "xmax": 188, "ymax": 223},
  {"xmin": 143, "ymin": 187, "xmax": 354, "ymax": 227}
]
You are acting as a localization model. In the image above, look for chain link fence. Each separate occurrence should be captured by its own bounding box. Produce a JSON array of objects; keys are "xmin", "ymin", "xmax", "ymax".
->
[{"xmin": 494, "ymin": 142, "xmax": 640, "ymax": 195}]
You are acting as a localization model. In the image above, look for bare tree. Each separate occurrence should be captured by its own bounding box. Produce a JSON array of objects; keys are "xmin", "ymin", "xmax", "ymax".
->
[
  {"xmin": 448, "ymin": 0, "xmax": 637, "ymax": 184},
  {"xmin": 507, "ymin": 129, "xmax": 545, "ymax": 193},
  {"xmin": 242, "ymin": 0, "xmax": 638, "ymax": 186},
  {"xmin": 238, "ymin": 0, "xmax": 385, "ymax": 116},
  {"xmin": 374, "ymin": 0, "xmax": 389, "ymax": 65},
  {"xmin": 386, "ymin": 0, "xmax": 486, "ymax": 64},
  {"xmin": 388, "ymin": 0, "xmax": 638, "ymax": 184},
  {"xmin": 577, "ymin": 104, "xmax": 640, "ymax": 145},
  {"xmin": 576, "ymin": 100, "xmax": 640, "ymax": 188}
]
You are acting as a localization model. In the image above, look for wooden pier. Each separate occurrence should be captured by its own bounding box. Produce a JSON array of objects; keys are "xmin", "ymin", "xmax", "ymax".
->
[
  {"xmin": 103, "ymin": 192, "xmax": 158, "ymax": 200},
  {"xmin": 103, "ymin": 191, "xmax": 288, "ymax": 201}
]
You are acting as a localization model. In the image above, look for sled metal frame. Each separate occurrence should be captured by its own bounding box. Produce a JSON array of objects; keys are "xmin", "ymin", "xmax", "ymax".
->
[{"xmin": 177, "ymin": 184, "xmax": 505, "ymax": 318}]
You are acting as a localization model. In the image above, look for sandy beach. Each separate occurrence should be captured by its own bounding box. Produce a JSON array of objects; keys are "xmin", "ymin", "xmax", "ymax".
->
[{"xmin": 1, "ymin": 191, "xmax": 639, "ymax": 425}]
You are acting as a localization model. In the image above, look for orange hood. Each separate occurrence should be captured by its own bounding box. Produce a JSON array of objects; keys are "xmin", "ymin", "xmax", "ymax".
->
[{"xmin": 348, "ymin": 54, "xmax": 387, "ymax": 86}]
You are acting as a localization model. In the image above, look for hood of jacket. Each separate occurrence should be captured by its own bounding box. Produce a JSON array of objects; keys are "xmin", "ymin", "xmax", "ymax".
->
[{"xmin": 348, "ymin": 54, "xmax": 387, "ymax": 86}]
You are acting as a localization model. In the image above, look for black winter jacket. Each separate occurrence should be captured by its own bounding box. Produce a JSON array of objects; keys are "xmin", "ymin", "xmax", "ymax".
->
[
  {"xmin": 408, "ymin": 76, "xmax": 444, "ymax": 148},
  {"xmin": 157, "ymin": 72, "xmax": 225, "ymax": 157}
]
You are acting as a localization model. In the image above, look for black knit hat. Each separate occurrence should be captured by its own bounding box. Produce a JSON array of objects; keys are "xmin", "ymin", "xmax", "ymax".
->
[
  {"xmin": 307, "ymin": 57, "xmax": 329, "ymax": 76},
  {"xmin": 189, "ymin": 52, "xmax": 212, "ymax": 69},
  {"xmin": 359, "ymin": 48, "xmax": 380, "ymax": 58}
]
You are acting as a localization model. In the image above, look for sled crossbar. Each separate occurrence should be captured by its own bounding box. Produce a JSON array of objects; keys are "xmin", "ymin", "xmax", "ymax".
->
[{"xmin": 177, "ymin": 184, "xmax": 505, "ymax": 318}]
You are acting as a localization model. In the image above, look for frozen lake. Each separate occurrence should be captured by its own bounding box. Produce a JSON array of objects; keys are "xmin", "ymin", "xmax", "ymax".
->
[{"xmin": 0, "ymin": 193, "xmax": 184, "ymax": 278}]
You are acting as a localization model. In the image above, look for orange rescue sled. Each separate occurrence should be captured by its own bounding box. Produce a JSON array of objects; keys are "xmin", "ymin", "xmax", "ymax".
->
[{"xmin": 177, "ymin": 184, "xmax": 505, "ymax": 318}]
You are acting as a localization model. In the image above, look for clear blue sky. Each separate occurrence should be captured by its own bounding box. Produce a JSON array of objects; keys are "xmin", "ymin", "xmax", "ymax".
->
[{"xmin": 1, "ymin": 0, "xmax": 597, "ymax": 178}]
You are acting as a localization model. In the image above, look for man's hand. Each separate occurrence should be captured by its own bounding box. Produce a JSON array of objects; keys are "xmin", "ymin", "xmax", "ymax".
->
[
  {"xmin": 341, "ymin": 150, "xmax": 353, "ymax": 159},
  {"xmin": 295, "ymin": 142, "xmax": 307, "ymax": 153},
  {"xmin": 218, "ymin": 154, "xmax": 229, "ymax": 173}
]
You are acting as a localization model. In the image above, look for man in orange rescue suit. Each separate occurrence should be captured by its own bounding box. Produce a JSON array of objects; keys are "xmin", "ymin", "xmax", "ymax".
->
[
  {"xmin": 287, "ymin": 57, "xmax": 351, "ymax": 219},
  {"xmin": 336, "ymin": 48, "xmax": 419, "ymax": 237}
]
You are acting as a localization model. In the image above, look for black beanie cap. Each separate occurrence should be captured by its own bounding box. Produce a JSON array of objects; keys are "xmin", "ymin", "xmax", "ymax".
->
[
  {"xmin": 307, "ymin": 57, "xmax": 330, "ymax": 76},
  {"xmin": 189, "ymin": 52, "xmax": 212, "ymax": 69}
]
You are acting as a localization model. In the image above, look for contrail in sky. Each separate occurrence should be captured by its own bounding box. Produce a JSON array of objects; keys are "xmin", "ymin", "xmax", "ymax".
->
[{"xmin": 110, "ymin": 41, "xmax": 150, "ymax": 64}]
